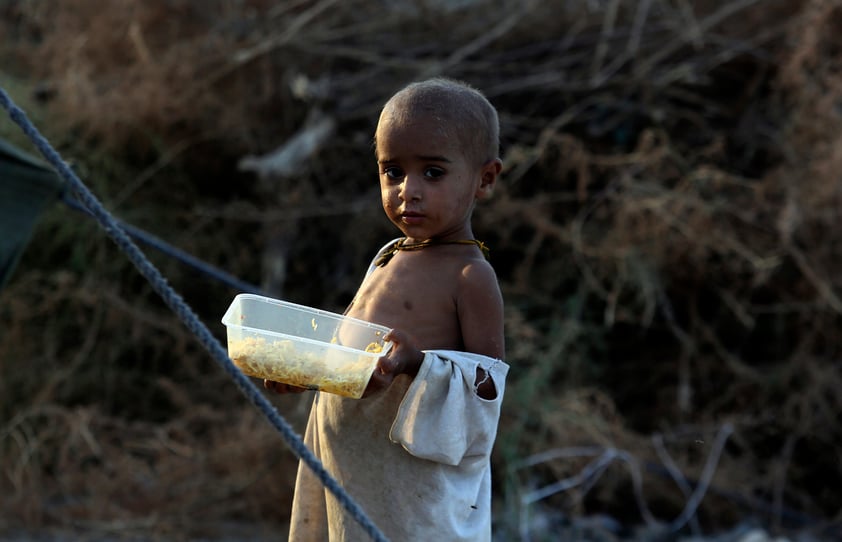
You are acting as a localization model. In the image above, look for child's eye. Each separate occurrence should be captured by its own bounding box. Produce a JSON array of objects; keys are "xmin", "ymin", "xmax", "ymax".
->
[
  {"xmin": 383, "ymin": 166, "xmax": 404, "ymax": 180},
  {"xmin": 424, "ymin": 167, "xmax": 445, "ymax": 179}
]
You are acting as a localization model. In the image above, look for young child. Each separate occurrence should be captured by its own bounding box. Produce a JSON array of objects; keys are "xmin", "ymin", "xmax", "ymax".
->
[{"xmin": 266, "ymin": 77, "xmax": 509, "ymax": 541}]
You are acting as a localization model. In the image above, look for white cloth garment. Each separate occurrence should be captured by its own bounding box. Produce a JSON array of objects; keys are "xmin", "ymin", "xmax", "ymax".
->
[{"xmin": 287, "ymin": 349, "xmax": 508, "ymax": 542}]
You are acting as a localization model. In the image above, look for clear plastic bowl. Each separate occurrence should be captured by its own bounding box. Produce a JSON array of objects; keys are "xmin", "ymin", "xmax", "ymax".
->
[{"xmin": 221, "ymin": 293, "xmax": 392, "ymax": 399}]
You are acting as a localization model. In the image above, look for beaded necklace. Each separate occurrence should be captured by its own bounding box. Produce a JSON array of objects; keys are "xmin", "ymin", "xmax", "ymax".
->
[{"xmin": 374, "ymin": 237, "xmax": 490, "ymax": 267}]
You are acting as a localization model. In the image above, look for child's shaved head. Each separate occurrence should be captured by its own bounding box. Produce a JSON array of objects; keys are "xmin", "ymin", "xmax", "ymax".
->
[{"xmin": 376, "ymin": 78, "xmax": 500, "ymax": 166}]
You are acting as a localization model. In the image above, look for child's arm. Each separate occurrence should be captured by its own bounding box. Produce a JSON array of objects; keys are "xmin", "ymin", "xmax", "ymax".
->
[
  {"xmin": 457, "ymin": 261, "xmax": 505, "ymax": 358},
  {"xmin": 457, "ymin": 261, "xmax": 505, "ymax": 399},
  {"xmin": 363, "ymin": 329, "xmax": 424, "ymax": 397}
]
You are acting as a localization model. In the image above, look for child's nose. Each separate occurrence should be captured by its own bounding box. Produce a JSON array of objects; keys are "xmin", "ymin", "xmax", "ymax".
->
[{"xmin": 399, "ymin": 174, "xmax": 423, "ymax": 201}]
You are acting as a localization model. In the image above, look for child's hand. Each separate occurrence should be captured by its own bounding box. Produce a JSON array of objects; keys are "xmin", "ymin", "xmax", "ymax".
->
[
  {"xmin": 363, "ymin": 329, "xmax": 424, "ymax": 397},
  {"xmin": 263, "ymin": 379, "xmax": 308, "ymax": 394}
]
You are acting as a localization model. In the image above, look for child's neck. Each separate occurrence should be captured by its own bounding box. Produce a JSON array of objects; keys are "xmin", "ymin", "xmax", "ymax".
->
[{"xmin": 375, "ymin": 237, "xmax": 489, "ymax": 267}]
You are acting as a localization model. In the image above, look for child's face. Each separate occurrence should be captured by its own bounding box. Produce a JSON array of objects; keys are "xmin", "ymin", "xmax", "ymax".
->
[{"xmin": 375, "ymin": 113, "xmax": 496, "ymax": 242}]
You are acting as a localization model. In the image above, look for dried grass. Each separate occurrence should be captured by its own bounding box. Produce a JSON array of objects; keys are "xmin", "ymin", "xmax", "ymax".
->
[{"xmin": 2, "ymin": 0, "xmax": 841, "ymax": 538}]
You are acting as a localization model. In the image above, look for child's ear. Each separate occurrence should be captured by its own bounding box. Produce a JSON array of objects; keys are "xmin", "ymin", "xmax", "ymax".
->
[{"xmin": 476, "ymin": 158, "xmax": 502, "ymax": 200}]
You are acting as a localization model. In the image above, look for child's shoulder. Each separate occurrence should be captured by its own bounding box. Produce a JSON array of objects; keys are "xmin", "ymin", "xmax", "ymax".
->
[
  {"xmin": 436, "ymin": 243, "xmax": 496, "ymax": 275},
  {"xmin": 457, "ymin": 255, "xmax": 499, "ymax": 286}
]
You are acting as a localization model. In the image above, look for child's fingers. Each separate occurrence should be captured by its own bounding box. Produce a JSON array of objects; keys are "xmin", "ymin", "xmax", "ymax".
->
[
  {"xmin": 376, "ymin": 356, "xmax": 396, "ymax": 375},
  {"xmin": 384, "ymin": 328, "xmax": 409, "ymax": 345}
]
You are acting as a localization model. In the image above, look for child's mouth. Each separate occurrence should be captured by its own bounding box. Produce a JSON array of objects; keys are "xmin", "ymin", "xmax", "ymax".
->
[{"xmin": 401, "ymin": 212, "xmax": 424, "ymax": 225}]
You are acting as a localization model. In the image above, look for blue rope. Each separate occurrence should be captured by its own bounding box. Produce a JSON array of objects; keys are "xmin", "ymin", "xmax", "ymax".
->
[
  {"xmin": 61, "ymin": 193, "xmax": 268, "ymax": 296},
  {"xmin": 0, "ymin": 87, "xmax": 389, "ymax": 542}
]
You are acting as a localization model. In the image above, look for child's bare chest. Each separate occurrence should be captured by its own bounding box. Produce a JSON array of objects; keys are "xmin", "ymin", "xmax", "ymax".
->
[{"xmin": 347, "ymin": 253, "xmax": 465, "ymax": 348}]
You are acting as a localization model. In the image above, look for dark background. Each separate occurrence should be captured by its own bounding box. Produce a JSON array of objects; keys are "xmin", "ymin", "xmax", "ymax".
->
[{"xmin": 1, "ymin": 1, "xmax": 840, "ymax": 540}]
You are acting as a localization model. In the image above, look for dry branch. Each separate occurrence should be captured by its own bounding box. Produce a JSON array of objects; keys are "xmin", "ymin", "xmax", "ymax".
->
[{"xmin": 2, "ymin": 0, "xmax": 840, "ymax": 537}]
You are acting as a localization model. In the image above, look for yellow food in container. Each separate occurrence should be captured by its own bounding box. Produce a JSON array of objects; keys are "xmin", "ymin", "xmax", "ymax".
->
[{"xmin": 221, "ymin": 294, "xmax": 392, "ymax": 399}]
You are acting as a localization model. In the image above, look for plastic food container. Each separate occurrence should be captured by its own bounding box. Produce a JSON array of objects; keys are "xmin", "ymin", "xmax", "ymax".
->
[{"xmin": 221, "ymin": 293, "xmax": 392, "ymax": 398}]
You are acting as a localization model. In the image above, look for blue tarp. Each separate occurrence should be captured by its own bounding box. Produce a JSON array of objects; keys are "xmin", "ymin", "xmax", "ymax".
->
[{"xmin": 0, "ymin": 138, "xmax": 63, "ymax": 289}]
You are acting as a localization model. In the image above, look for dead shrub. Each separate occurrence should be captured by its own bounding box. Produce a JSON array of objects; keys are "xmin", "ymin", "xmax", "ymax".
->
[{"xmin": 2, "ymin": 0, "xmax": 841, "ymax": 538}]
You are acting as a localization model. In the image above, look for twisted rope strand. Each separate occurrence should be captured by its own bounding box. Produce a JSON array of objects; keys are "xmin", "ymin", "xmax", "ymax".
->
[{"xmin": 0, "ymin": 86, "xmax": 389, "ymax": 542}]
